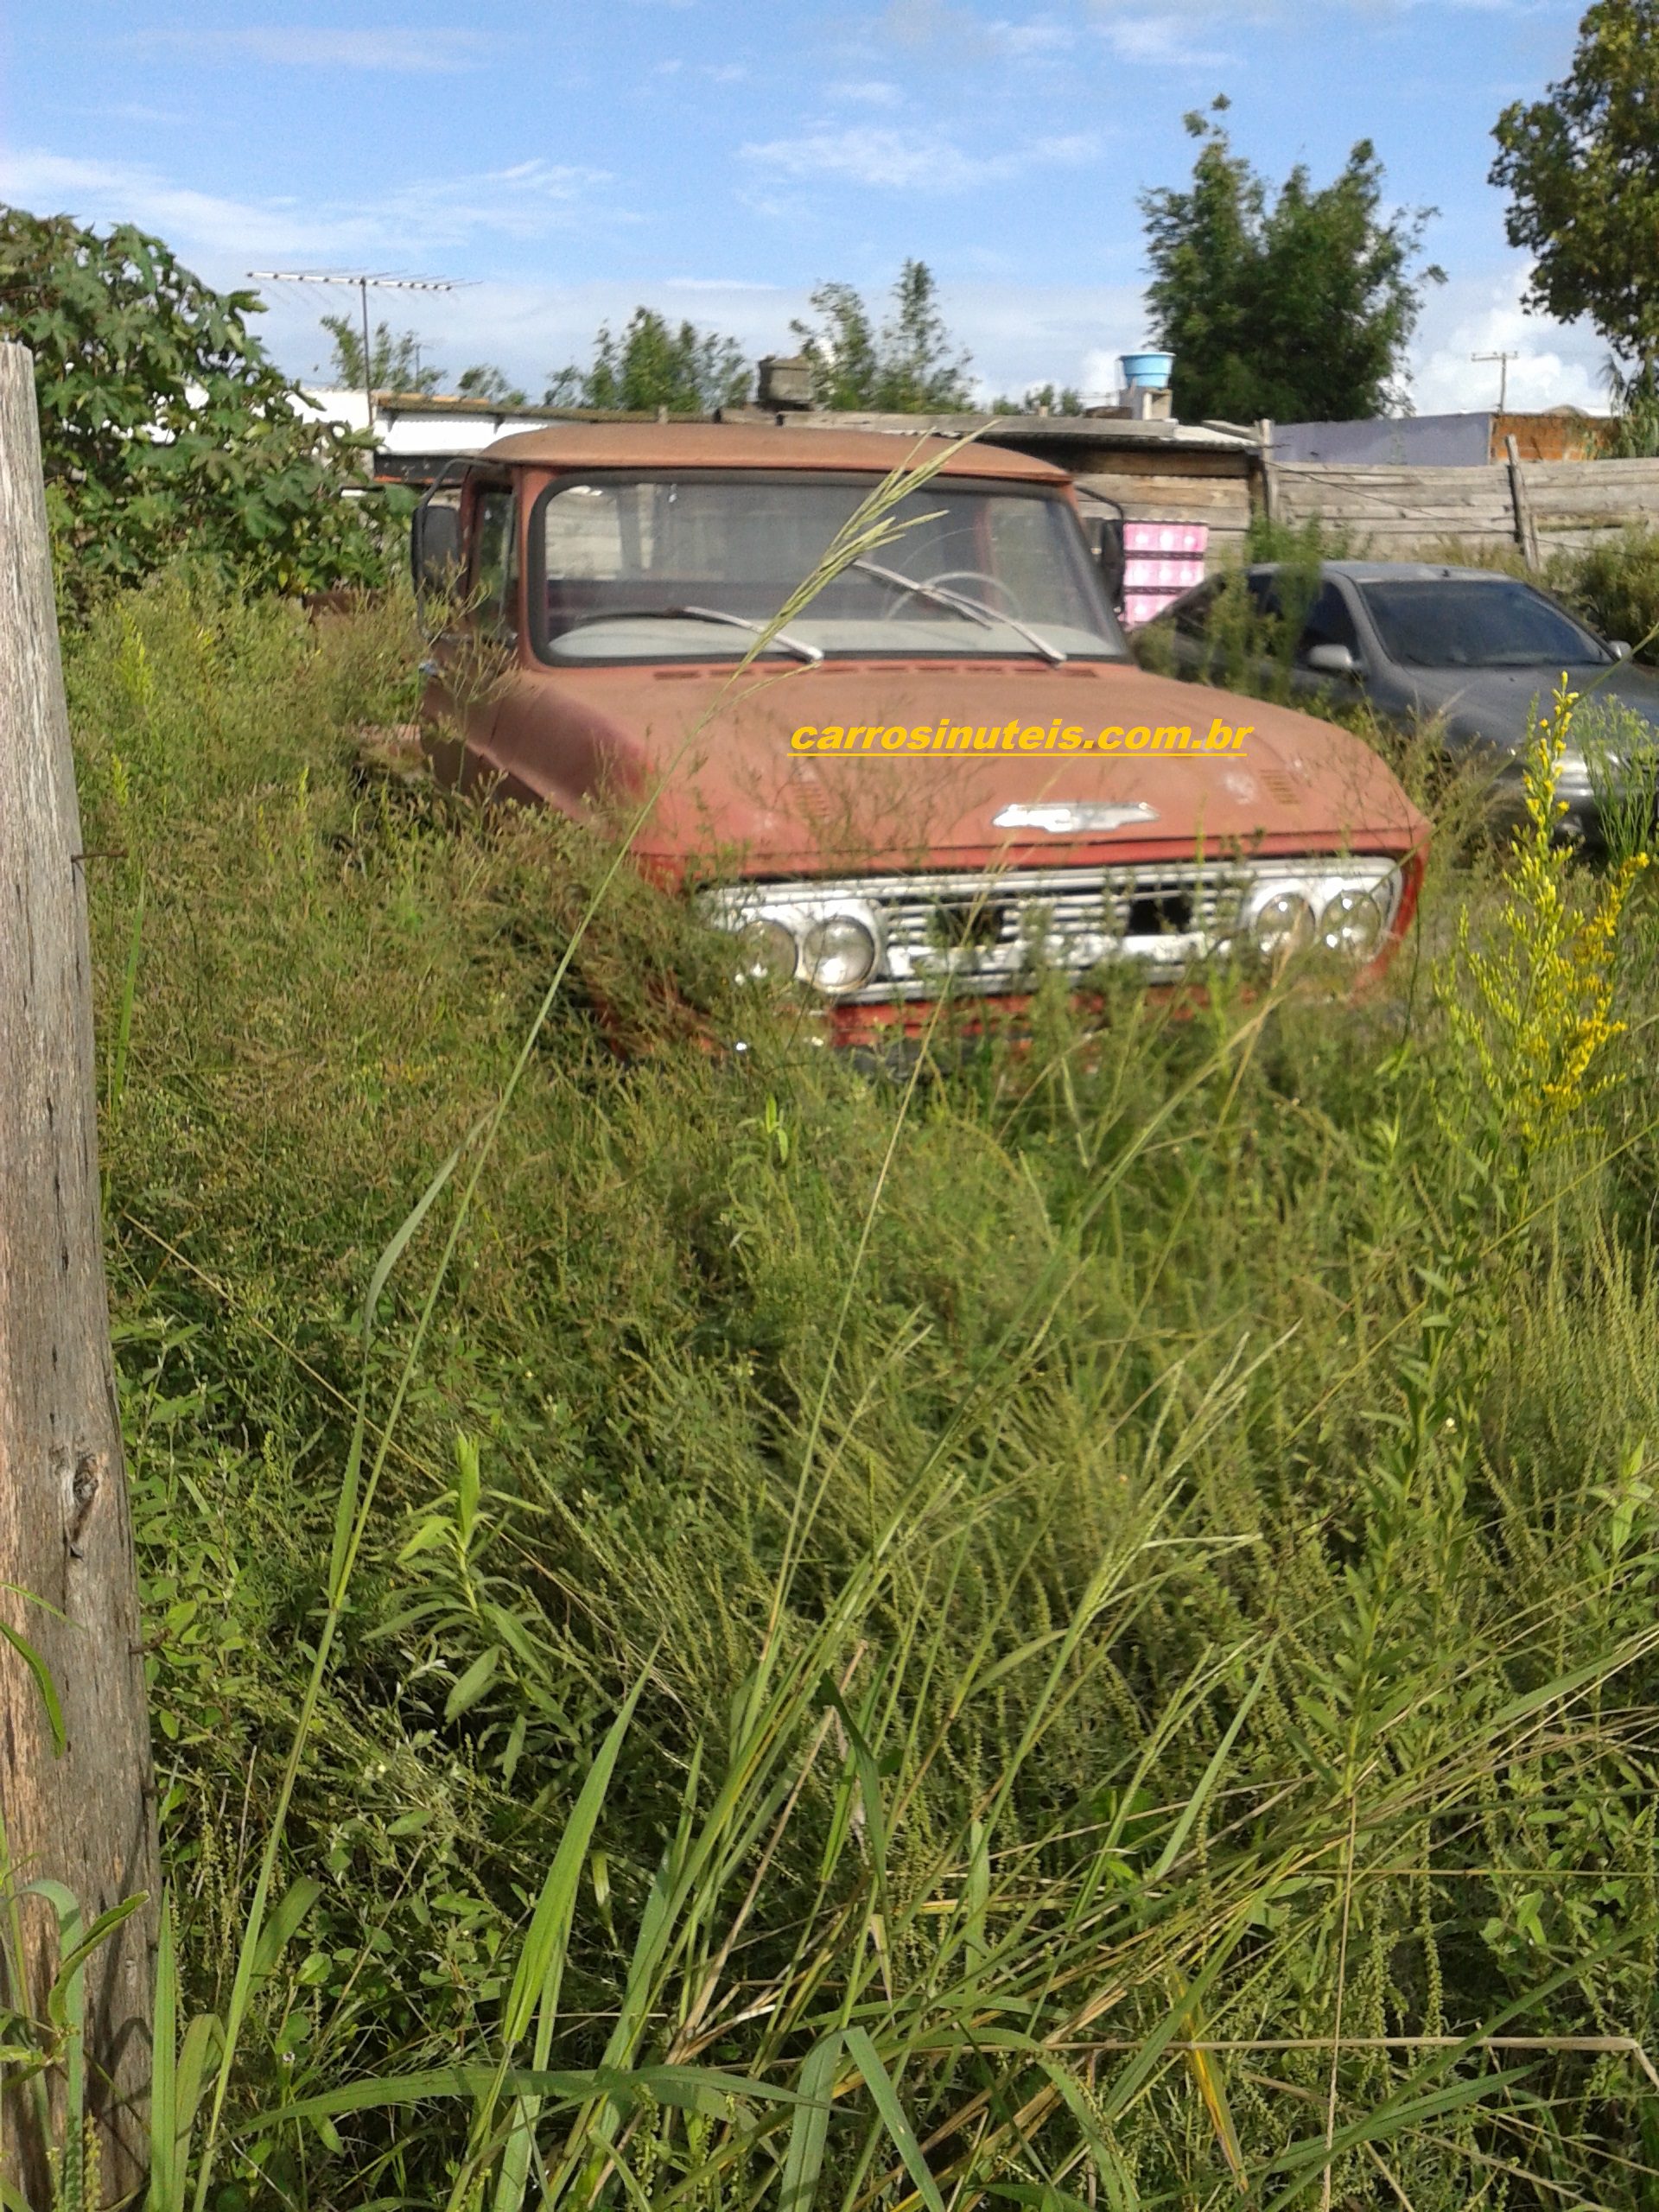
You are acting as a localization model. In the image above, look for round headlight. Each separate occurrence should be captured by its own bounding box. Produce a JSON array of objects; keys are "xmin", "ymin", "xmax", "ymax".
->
[
  {"xmin": 1249, "ymin": 890, "xmax": 1315, "ymax": 963},
  {"xmin": 1318, "ymin": 887, "xmax": 1386, "ymax": 961},
  {"xmin": 800, "ymin": 913, "xmax": 878, "ymax": 995},
  {"xmin": 734, "ymin": 916, "xmax": 798, "ymax": 981}
]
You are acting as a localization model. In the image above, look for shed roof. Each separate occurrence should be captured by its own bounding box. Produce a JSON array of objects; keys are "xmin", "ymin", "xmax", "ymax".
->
[{"xmin": 785, "ymin": 410, "xmax": 1258, "ymax": 456}]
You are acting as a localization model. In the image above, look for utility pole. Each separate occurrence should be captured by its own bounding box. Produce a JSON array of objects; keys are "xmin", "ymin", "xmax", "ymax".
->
[
  {"xmin": 1471, "ymin": 349, "xmax": 1519, "ymax": 416},
  {"xmin": 247, "ymin": 270, "xmax": 459, "ymax": 450},
  {"xmin": 0, "ymin": 340, "xmax": 158, "ymax": 2205}
]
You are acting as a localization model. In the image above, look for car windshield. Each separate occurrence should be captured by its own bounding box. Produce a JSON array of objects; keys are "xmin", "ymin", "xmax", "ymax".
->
[
  {"xmin": 1358, "ymin": 579, "xmax": 1611, "ymax": 670},
  {"xmin": 533, "ymin": 474, "xmax": 1127, "ymax": 664}
]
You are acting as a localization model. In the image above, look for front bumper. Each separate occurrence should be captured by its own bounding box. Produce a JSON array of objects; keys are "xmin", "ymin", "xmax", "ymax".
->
[
  {"xmin": 1483, "ymin": 755, "xmax": 1649, "ymax": 849},
  {"xmin": 705, "ymin": 848, "xmax": 1426, "ymax": 1045}
]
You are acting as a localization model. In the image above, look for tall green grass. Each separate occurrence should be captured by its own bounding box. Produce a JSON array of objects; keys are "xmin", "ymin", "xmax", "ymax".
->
[{"xmin": 17, "ymin": 567, "xmax": 1659, "ymax": 2208}]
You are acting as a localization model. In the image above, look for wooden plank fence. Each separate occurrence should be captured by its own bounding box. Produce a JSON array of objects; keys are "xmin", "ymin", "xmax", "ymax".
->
[{"xmin": 1271, "ymin": 454, "xmax": 1659, "ymax": 566}]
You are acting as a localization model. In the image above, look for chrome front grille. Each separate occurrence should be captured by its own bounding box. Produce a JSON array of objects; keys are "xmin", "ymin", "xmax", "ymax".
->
[
  {"xmin": 872, "ymin": 863, "xmax": 1248, "ymax": 996},
  {"xmin": 702, "ymin": 857, "xmax": 1404, "ymax": 1005}
]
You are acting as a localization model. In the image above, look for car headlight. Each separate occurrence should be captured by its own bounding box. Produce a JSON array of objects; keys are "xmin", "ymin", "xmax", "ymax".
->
[
  {"xmin": 1318, "ymin": 887, "xmax": 1386, "ymax": 961},
  {"xmin": 736, "ymin": 917, "xmax": 798, "ymax": 981},
  {"xmin": 1249, "ymin": 891, "xmax": 1315, "ymax": 963},
  {"xmin": 800, "ymin": 914, "xmax": 878, "ymax": 994}
]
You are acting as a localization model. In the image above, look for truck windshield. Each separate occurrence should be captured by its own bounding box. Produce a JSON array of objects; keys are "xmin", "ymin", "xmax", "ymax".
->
[{"xmin": 532, "ymin": 473, "xmax": 1128, "ymax": 664}]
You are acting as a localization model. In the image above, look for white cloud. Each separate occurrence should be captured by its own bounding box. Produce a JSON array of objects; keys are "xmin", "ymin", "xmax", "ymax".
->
[
  {"xmin": 1096, "ymin": 14, "xmax": 1236, "ymax": 62},
  {"xmin": 827, "ymin": 78, "xmax": 905, "ymax": 104},
  {"xmin": 741, "ymin": 123, "xmax": 1098, "ymax": 193},
  {"xmin": 1408, "ymin": 266, "xmax": 1608, "ymax": 414},
  {"xmin": 874, "ymin": 1, "xmax": 1084, "ymax": 57},
  {"xmin": 664, "ymin": 276, "xmax": 783, "ymax": 292},
  {"xmin": 943, "ymin": 279, "xmax": 1146, "ymax": 400},
  {"xmin": 987, "ymin": 16, "xmax": 1077, "ymax": 52},
  {"xmin": 0, "ymin": 148, "xmax": 378, "ymax": 259},
  {"xmin": 382, "ymin": 160, "xmax": 618, "ymax": 244},
  {"xmin": 878, "ymin": 0, "xmax": 982, "ymax": 45},
  {"xmin": 74, "ymin": 102, "xmax": 188, "ymax": 126},
  {"xmin": 123, "ymin": 26, "xmax": 496, "ymax": 73},
  {"xmin": 0, "ymin": 146, "xmax": 619, "ymax": 263}
]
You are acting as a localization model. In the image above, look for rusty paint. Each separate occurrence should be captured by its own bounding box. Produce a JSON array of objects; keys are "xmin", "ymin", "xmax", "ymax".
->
[{"xmin": 424, "ymin": 425, "xmax": 1431, "ymax": 1022}]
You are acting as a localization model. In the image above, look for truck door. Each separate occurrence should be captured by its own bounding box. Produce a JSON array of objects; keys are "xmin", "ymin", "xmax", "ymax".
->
[{"xmin": 420, "ymin": 474, "xmax": 520, "ymax": 794}]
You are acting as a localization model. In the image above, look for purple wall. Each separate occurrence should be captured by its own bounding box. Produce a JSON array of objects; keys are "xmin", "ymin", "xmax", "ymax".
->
[{"xmin": 1274, "ymin": 413, "xmax": 1493, "ymax": 467}]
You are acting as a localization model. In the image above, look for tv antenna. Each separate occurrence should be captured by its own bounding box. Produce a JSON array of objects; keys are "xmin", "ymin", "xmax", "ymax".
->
[
  {"xmin": 247, "ymin": 270, "xmax": 461, "ymax": 433},
  {"xmin": 1471, "ymin": 349, "xmax": 1519, "ymax": 416}
]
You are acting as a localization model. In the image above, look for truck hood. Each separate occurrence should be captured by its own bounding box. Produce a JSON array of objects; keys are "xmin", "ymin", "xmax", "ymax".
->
[{"xmin": 518, "ymin": 658, "xmax": 1427, "ymax": 877}]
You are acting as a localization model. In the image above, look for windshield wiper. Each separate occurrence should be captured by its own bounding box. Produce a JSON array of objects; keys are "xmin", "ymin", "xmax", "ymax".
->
[
  {"xmin": 558, "ymin": 606, "xmax": 823, "ymax": 664},
  {"xmin": 675, "ymin": 605, "xmax": 823, "ymax": 663},
  {"xmin": 851, "ymin": 557, "xmax": 1068, "ymax": 665}
]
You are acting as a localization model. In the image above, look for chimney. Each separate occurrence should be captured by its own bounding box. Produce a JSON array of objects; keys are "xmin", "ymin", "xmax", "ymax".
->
[{"xmin": 757, "ymin": 355, "xmax": 814, "ymax": 411}]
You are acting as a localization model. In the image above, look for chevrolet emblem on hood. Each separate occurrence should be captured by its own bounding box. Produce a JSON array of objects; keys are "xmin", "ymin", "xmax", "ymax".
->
[{"xmin": 994, "ymin": 802, "xmax": 1160, "ymax": 835}]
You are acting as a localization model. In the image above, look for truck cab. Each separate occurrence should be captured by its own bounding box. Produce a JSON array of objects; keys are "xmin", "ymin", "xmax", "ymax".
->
[{"xmin": 413, "ymin": 421, "xmax": 1427, "ymax": 1043}]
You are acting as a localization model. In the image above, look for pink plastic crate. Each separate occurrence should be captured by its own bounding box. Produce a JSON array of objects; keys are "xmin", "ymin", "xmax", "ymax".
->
[
  {"xmin": 1122, "ymin": 520, "xmax": 1208, "ymax": 557},
  {"xmin": 1121, "ymin": 588, "xmax": 1185, "ymax": 626},
  {"xmin": 1123, "ymin": 556, "xmax": 1205, "ymax": 591}
]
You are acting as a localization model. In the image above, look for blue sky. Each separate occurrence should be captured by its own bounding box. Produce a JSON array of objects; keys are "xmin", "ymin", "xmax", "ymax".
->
[{"xmin": 1, "ymin": 0, "xmax": 1605, "ymax": 416}]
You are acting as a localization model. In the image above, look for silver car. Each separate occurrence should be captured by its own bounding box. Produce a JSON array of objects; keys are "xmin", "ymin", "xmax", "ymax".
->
[{"xmin": 1145, "ymin": 560, "xmax": 1659, "ymax": 844}]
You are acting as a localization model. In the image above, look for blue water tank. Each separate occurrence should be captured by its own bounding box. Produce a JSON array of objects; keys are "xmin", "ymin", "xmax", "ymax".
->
[{"xmin": 1120, "ymin": 352, "xmax": 1174, "ymax": 391}]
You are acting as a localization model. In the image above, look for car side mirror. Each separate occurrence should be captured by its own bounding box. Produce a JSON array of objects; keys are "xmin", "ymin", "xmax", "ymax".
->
[
  {"xmin": 1304, "ymin": 641, "xmax": 1358, "ymax": 677},
  {"xmin": 1610, "ymin": 639, "xmax": 1633, "ymax": 660},
  {"xmin": 410, "ymin": 497, "xmax": 461, "ymax": 605}
]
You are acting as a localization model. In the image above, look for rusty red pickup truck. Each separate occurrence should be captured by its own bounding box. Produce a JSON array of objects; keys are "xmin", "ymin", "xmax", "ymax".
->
[{"xmin": 412, "ymin": 421, "xmax": 1427, "ymax": 1044}]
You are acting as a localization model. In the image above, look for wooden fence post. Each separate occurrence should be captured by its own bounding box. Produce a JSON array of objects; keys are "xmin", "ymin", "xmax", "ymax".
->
[
  {"xmin": 1255, "ymin": 418, "xmax": 1277, "ymax": 526},
  {"xmin": 1505, "ymin": 434, "xmax": 1541, "ymax": 572},
  {"xmin": 0, "ymin": 341, "xmax": 158, "ymax": 2202}
]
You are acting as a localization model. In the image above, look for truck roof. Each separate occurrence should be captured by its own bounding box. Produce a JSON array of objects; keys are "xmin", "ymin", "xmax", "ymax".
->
[{"xmin": 476, "ymin": 419, "xmax": 1071, "ymax": 483}]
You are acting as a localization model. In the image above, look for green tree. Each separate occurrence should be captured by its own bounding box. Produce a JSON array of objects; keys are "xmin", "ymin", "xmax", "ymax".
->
[
  {"xmin": 321, "ymin": 314, "xmax": 443, "ymax": 396},
  {"xmin": 989, "ymin": 381, "xmax": 1085, "ymax": 415},
  {"xmin": 544, "ymin": 307, "xmax": 750, "ymax": 412},
  {"xmin": 456, "ymin": 362, "xmax": 529, "ymax": 405},
  {"xmin": 790, "ymin": 259, "xmax": 974, "ymax": 410},
  {"xmin": 1140, "ymin": 101, "xmax": 1443, "ymax": 423},
  {"xmin": 1491, "ymin": 0, "xmax": 1659, "ymax": 395},
  {"xmin": 0, "ymin": 206, "xmax": 390, "ymax": 596}
]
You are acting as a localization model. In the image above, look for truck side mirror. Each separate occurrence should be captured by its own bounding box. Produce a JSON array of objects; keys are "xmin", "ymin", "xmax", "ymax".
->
[
  {"xmin": 1077, "ymin": 505, "xmax": 1127, "ymax": 614},
  {"xmin": 1095, "ymin": 518, "xmax": 1126, "ymax": 614},
  {"xmin": 411, "ymin": 497, "xmax": 461, "ymax": 603}
]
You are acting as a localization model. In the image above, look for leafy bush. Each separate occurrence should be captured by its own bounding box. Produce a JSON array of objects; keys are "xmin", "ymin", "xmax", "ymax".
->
[
  {"xmin": 0, "ymin": 205, "xmax": 400, "ymax": 599},
  {"xmin": 1552, "ymin": 524, "xmax": 1659, "ymax": 661}
]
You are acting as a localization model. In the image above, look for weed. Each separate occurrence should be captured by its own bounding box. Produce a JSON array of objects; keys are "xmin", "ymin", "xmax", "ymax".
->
[
  {"xmin": 1555, "ymin": 524, "xmax": 1659, "ymax": 665},
  {"xmin": 1445, "ymin": 677, "xmax": 1646, "ymax": 1150},
  {"xmin": 3, "ymin": 561, "xmax": 1657, "ymax": 2208}
]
